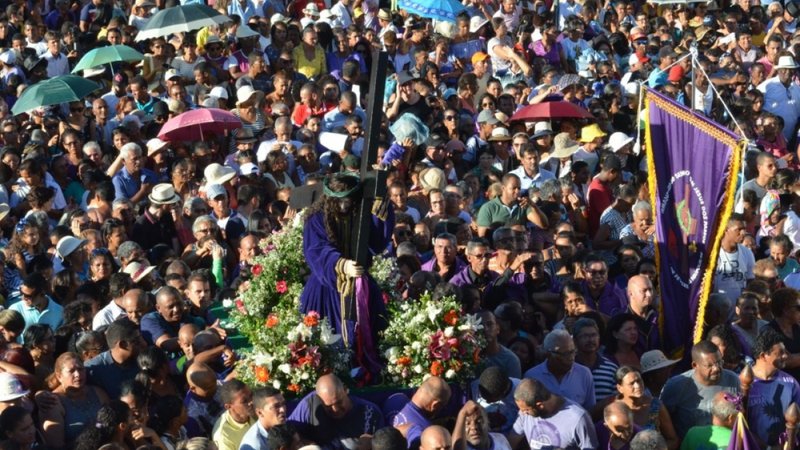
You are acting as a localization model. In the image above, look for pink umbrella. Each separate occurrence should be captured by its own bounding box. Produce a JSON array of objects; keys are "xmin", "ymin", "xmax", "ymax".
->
[
  {"xmin": 510, "ymin": 101, "xmax": 594, "ymax": 122},
  {"xmin": 158, "ymin": 108, "xmax": 242, "ymax": 141}
]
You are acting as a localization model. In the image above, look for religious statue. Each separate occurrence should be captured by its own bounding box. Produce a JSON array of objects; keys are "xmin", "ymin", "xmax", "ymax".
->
[{"xmin": 300, "ymin": 173, "xmax": 394, "ymax": 377}]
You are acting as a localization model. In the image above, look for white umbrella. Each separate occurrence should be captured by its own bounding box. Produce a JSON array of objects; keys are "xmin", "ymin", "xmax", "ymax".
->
[{"xmin": 135, "ymin": 4, "xmax": 232, "ymax": 41}]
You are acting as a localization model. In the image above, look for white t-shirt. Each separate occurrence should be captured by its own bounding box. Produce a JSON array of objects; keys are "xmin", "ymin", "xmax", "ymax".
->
[{"xmin": 714, "ymin": 243, "xmax": 755, "ymax": 304}]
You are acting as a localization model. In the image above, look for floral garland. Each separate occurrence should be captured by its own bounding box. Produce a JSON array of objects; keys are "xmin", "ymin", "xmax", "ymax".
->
[{"xmin": 380, "ymin": 292, "xmax": 486, "ymax": 386}]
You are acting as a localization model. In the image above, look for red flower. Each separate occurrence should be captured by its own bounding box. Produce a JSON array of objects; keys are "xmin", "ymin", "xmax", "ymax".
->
[
  {"xmin": 252, "ymin": 264, "xmax": 263, "ymax": 276},
  {"xmin": 444, "ymin": 310, "xmax": 459, "ymax": 326},
  {"xmin": 276, "ymin": 280, "xmax": 288, "ymax": 294},
  {"xmin": 304, "ymin": 311, "xmax": 320, "ymax": 327},
  {"xmin": 430, "ymin": 361, "xmax": 444, "ymax": 376},
  {"xmin": 265, "ymin": 314, "xmax": 279, "ymax": 328},
  {"xmin": 397, "ymin": 356, "xmax": 412, "ymax": 366},
  {"xmin": 288, "ymin": 383, "xmax": 302, "ymax": 393},
  {"xmin": 255, "ymin": 366, "xmax": 270, "ymax": 382},
  {"xmin": 235, "ymin": 299, "xmax": 247, "ymax": 314}
]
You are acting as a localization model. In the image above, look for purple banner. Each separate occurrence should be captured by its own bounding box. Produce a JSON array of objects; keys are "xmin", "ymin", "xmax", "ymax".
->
[{"xmin": 644, "ymin": 89, "xmax": 742, "ymax": 355}]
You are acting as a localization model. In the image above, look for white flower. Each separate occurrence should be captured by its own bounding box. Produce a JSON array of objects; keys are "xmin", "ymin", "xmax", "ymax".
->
[
  {"xmin": 413, "ymin": 364, "xmax": 423, "ymax": 374},
  {"xmin": 444, "ymin": 327, "xmax": 454, "ymax": 338},
  {"xmin": 411, "ymin": 342, "xmax": 422, "ymax": 351},
  {"xmin": 445, "ymin": 369, "xmax": 456, "ymax": 379},
  {"xmin": 272, "ymin": 380, "xmax": 281, "ymax": 389},
  {"xmin": 427, "ymin": 304, "xmax": 443, "ymax": 324},
  {"xmin": 278, "ymin": 364, "xmax": 291, "ymax": 374},
  {"xmin": 459, "ymin": 313, "xmax": 483, "ymax": 332},
  {"xmin": 222, "ymin": 298, "xmax": 233, "ymax": 308},
  {"xmin": 385, "ymin": 347, "xmax": 400, "ymax": 361},
  {"xmin": 300, "ymin": 372, "xmax": 310, "ymax": 380}
]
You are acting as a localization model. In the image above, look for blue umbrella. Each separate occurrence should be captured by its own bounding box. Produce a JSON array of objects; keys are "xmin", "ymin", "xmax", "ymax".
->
[{"xmin": 397, "ymin": 0, "xmax": 465, "ymax": 22}]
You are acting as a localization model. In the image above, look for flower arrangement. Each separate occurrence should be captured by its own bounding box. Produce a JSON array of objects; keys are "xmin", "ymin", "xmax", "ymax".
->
[
  {"xmin": 370, "ymin": 254, "xmax": 403, "ymax": 304},
  {"xmin": 234, "ymin": 305, "xmax": 351, "ymax": 394},
  {"xmin": 380, "ymin": 292, "xmax": 486, "ymax": 386},
  {"xmin": 222, "ymin": 220, "xmax": 350, "ymax": 395}
]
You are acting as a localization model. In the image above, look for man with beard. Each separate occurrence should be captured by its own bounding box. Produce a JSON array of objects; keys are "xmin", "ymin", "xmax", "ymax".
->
[
  {"xmin": 299, "ymin": 173, "xmax": 393, "ymax": 371},
  {"xmin": 240, "ymin": 387, "xmax": 288, "ymax": 450},
  {"xmin": 453, "ymin": 401, "xmax": 512, "ymax": 450},
  {"xmin": 625, "ymin": 275, "xmax": 660, "ymax": 354}
]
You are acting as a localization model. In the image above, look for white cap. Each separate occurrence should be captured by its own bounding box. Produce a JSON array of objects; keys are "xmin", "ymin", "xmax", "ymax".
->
[
  {"xmin": 56, "ymin": 236, "xmax": 86, "ymax": 259},
  {"xmin": 209, "ymin": 86, "xmax": 228, "ymax": 99}
]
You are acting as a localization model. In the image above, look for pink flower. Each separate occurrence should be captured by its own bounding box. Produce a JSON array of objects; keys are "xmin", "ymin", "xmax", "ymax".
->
[
  {"xmin": 235, "ymin": 299, "xmax": 247, "ymax": 315},
  {"xmin": 276, "ymin": 281, "xmax": 288, "ymax": 294},
  {"xmin": 252, "ymin": 264, "xmax": 263, "ymax": 276}
]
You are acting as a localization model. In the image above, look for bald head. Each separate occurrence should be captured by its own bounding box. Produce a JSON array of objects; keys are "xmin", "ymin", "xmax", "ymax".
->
[
  {"xmin": 413, "ymin": 376, "xmax": 452, "ymax": 414},
  {"xmin": 316, "ymin": 374, "xmax": 345, "ymax": 395},
  {"xmin": 122, "ymin": 288, "xmax": 149, "ymax": 324},
  {"xmin": 187, "ymin": 362, "xmax": 217, "ymax": 391},
  {"xmin": 315, "ymin": 374, "xmax": 351, "ymax": 419},
  {"xmin": 604, "ymin": 401, "xmax": 634, "ymax": 442},
  {"xmin": 627, "ymin": 274, "xmax": 654, "ymax": 316},
  {"xmin": 420, "ymin": 425, "xmax": 452, "ymax": 450}
]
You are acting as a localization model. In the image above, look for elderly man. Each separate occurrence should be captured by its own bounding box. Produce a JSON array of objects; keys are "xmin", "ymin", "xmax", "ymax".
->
[
  {"xmin": 394, "ymin": 376, "xmax": 452, "ymax": 448},
  {"xmin": 130, "ymin": 183, "xmax": 180, "ymax": 250},
  {"xmin": 111, "ymin": 142, "xmax": 158, "ymax": 202},
  {"xmin": 524, "ymin": 329, "xmax": 595, "ymax": 411},
  {"xmin": 758, "ymin": 55, "xmax": 800, "ymax": 141},
  {"xmin": 453, "ymin": 401, "xmax": 511, "ymax": 450},
  {"xmin": 626, "ymin": 275, "xmax": 660, "ymax": 354},
  {"xmin": 289, "ymin": 374, "xmax": 384, "ymax": 449},
  {"xmin": 421, "ymin": 233, "xmax": 465, "ymax": 280},
  {"xmin": 660, "ymin": 340, "xmax": 740, "ymax": 436},
  {"xmin": 511, "ymin": 378, "xmax": 597, "ymax": 449},
  {"xmin": 596, "ymin": 401, "xmax": 639, "ymax": 450},
  {"xmin": 239, "ymin": 387, "xmax": 287, "ymax": 450},
  {"xmin": 680, "ymin": 391, "xmax": 737, "ymax": 450},
  {"xmin": 121, "ymin": 288, "xmax": 150, "ymax": 326}
]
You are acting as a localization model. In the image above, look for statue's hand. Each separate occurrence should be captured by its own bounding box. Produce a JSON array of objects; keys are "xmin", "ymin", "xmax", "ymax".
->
[{"xmin": 343, "ymin": 259, "xmax": 365, "ymax": 278}]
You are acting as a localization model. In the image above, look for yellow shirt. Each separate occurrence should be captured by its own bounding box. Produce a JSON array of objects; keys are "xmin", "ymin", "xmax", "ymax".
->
[
  {"xmin": 212, "ymin": 410, "xmax": 254, "ymax": 450},
  {"xmin": 292, "ymin": 45, "xmax": 327, "ymax": 79}
]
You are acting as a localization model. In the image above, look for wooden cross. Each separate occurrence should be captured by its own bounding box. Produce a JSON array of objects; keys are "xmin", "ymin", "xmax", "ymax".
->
[{"xmin": 344, "ymin": 49, "xmax": 390, "ymax": 320}]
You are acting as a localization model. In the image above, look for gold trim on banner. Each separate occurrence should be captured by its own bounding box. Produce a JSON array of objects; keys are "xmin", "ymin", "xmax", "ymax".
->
[{"xmin": 642, "ymin": 89, "xmax": 743, "ymax": 353}]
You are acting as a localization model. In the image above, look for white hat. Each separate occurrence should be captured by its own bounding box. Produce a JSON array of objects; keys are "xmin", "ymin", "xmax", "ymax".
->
[
  {"xmin": 607, "ymin": 132, "xmax": 635, "ymax": 153},
  {"xmin": 434, "ymin": 21, "xmax": 455, "ymax": 39},
  {"xmin": 239, "ymin": 162, "xmax": 260, "ymax": 176},
  {"xmin": 56, "ymin": 236, "xmax": 86, "ymax": 259},
  {"xmin": 531, "ymin": 121, "xmax": 553, "ymax": 139},
  {"xmin": 147, "ymin": 183, "xmax": 180, "ymax": 204},
  {"xmin": 0, "ymin": 50, "xmax": 16, "ymax": 65},
  {"xmin": 776, "ymin": 55, "xmax": 800, "ymax": 70},
  {"xmin": 469, "ymin": 16, "xmax": 489, "ymax": 33},
  {"xmin": 488, "ymin": 127, "xmax": 512, "ymax": 142},
  {"xmin": 303, "ymin": 3, "xmax": 320, "ymax": 16},
  {"xmin": 270, "ymin": 13, "xmax": 288, "ymax": 24},
  {"xmin": 236, "ymin": 85, "xmax": 263, "ymax": 107},
  {"xmin": 83, "ymin": 67, "xmax": 106, "ymax": 78},
  {"xmin": 0, "ymin": 373, "xmax": 28, "ymax": 402},
  {"xmin": 236, "ymin": 24, "xmax": 261, "ymax": 39},
  {"xmin": 164, "ymin": 68, "xmax": 181, "ymax": 81},
  {"xmin": 202, "ymin": 97, "xmax": 219, "ymax": 108},
  {"xmin": 209, "ymin": 86, "xmax": 228, "ymax": 99},
  {"xmin": 204, "ymin": 163, "xmax": 237, "ymax": 185},
  {"xmin": 146, "ymin": 138, "xmax": 169, "ymax": 157},
  {"xmin": 320, "ymin": 9, "xmax": 337, "ymax": 20},
  {"xmin": 123, "ymin": 261, "xmax": 156, "ymax": 283}
]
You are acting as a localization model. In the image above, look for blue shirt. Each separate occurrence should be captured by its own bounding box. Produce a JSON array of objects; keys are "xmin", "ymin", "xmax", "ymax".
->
[
  {"xmin": 10, "ymin": 296, "xmax": 63, "ymax": 337},
  {"xmin": 239, "ymin": 421, "xmax": 270, "ymax": 450},
  {"xmin": 524, "ymin": 361, "xmax": 596, "ymax": 411},
  {"xmin": 112, "ymin": 166, "xmax": 158, "ymax": 201},
  {"xmin": 393, "ymin": 401, "xmax": 430, "ymax": 448},
  {"xmin": 228, "ymin": 0, "xmax": 258, "ymax": 22},
  {"xmin": 85, "ymin": 350, "xmax": 140, "ymax": 399}
]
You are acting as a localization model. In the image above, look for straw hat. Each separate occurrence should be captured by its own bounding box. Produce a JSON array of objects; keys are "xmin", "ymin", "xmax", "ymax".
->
[
  {"xmin": 56, "ymin": 236, "xmax": 86, "ymax": 259},
  {"xmin": 640, "ymin": 350, "xmax": 679, "ymax": 374},
  {"xmin": 204, "ymin": 163, "xmax": 237, "ymax": 185},
  {"xmin": 146, "ymin": 138, "xmax": 169, "ymax": 157},
  {"xmin": 147, "ymin": 183, "xmax": 180, "ymax": 205},
  {"xmin": 419, "ymin": 167, "xmax": 446, "ymax": 192},
  {"xmin": 123, "ymin": 261, "xmax": 156, "ymax": 283}
]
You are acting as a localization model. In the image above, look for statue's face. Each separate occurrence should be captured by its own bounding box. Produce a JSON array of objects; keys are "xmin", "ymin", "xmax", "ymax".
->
[{"xmin": 337, "ymin": 197, "xmax": 355, "ymax": 216}]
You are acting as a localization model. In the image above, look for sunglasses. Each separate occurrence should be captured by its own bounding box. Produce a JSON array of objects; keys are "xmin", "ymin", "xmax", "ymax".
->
[
  {"xmin": 207, "ymin": 45, "xmax": 222, "ymax": 51},
  {"xmin": 444, "ymin": 115, "xmax": 456, "ymax": 120}
]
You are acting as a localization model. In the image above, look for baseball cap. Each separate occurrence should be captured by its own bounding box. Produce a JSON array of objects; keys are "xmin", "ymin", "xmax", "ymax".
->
[
  {"xmin": 477, "ymin": 109, "xmax": 499, "ymax": 125},
  {"xmin": 164, "ymin": 68, "xmax": 181, "ymax": 81},
  {"xmin": 206, "ymin": 183, "xmax": 227, "ymax": 199},
  {"xmin": 668, "ymin": 65, "xmax": 686, "ymax": 82},
  {"xmin": 209, "ymin": 86, "xmax": 228, "ymax": 99},
  {"xmin": 471, "ymin": 52, "xmax": 490, "ymax": 66}
]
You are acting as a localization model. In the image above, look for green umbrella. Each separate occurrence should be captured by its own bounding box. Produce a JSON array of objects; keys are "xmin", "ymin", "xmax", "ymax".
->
[
  {"xmin": 11, "ymin": 75, "xmax": 102, "ymax": 116},
  {"xmin": 71, "ymin": 45, "xmax": 144, "ymax": 74},
  {"xmin": 135, "ymin": 4, "xmax": 231, "ymax": 41}
]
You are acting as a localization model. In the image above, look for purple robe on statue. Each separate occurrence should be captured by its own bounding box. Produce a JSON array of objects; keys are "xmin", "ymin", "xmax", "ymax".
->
[{"xmin": 299, "ymin": 208, "xmax": 395, "ymax": 351}]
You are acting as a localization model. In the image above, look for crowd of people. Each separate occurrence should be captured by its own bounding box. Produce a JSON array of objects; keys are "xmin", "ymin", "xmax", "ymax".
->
[{"xmin": 1, "ymin": 0, "xmax": 800, "ymax": 448}]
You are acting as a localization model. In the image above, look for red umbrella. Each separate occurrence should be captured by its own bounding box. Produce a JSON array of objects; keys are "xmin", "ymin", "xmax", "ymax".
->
[
  {"xmin": 158, "ymin": 108, "xmax": 242, "ymax": 141},
  {"xmin": 510, "ymin": 101, "xmax": 594, "ymax": 122}
]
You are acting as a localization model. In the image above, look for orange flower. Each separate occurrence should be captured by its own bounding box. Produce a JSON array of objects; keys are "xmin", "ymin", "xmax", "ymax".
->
[
  {"xmin": 265, "ymin": 314, "xmax": 279, "ymax": 328},
  {"xmin": 473, "ymin": 349, "xmax": 481, "ymax": 364},
  {"xmin": 397, "ymin": 356, "xmax": 412, "ymax": 366},
  {"xmin": 430, "ymin": 361, "xmax": 444, "ymax": 376},
  {"xmin": 288, "ymin": 383, "xmax": 302, "ymax": 393},
  {"xmin": 304, "ymin": 312, "xmax": 320, "ymax": 327},
  {"xmin": 444, "ymin": 310, "xmax": 459, "ymax": 326},
  {"xmin": 255, "ymin": 366, "xmax": 270, "ymax": 383}
]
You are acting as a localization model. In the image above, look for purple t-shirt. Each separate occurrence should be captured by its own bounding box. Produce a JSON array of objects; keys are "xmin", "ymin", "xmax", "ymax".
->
[
  {"xmin": 748, "ymin": 370, "xmax": 800, "ymax": 446},
  {"xmin": 393, "ymin": 401, "xmax": 430, "ymax": 448},
  {"xmin": 512, "ymin": 399, "xmax": 597, "ymax": 449}
]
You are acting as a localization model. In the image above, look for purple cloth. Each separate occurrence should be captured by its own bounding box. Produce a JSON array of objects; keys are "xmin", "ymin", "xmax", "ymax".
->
[
  {"xmin": 645, "ymin": 89, "xmax": 740, "ymax": 354},
  {"xmin": 512, "ymin": 399, "xmax": 598, "ymax": 449},
  {"xmin": 299, "ymin": 208, "xmax": 394, "ymax": 353},
  {"xmin": 595, "ymin": 421, "xmax": 642, "ymax": 450},
  {"xmin": 421, "ymin": 256, "xmax": 466, "ymax": 279},
  {"xmin": 580, "ymin": 281, "xmax": 627, "ymax": 317},
  {"xmin": 381, "ymin": 142, "xmax": 406, "ymax": 166}
]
